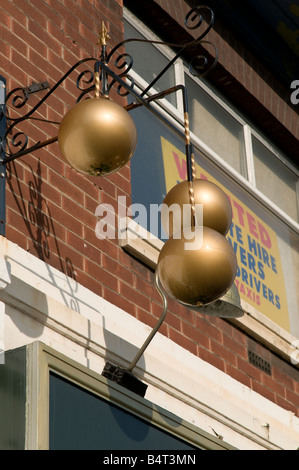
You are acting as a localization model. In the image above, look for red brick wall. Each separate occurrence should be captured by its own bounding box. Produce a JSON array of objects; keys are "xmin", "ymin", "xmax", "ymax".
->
[
  {"xmin": 1, "ymin": 0, "xmax": 298, "ymax": 418},
  {"xmin": 156, "ymin": 0, "xmax": 298, "ymax": 137}
]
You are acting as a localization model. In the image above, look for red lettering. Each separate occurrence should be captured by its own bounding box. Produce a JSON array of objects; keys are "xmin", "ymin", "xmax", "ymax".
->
[
  {"xmin": 184, "ymin": 170, "xmax": 272, "ymax": 251},
  {"xmin": 247, "ymin": 212, "xmax": 259, "ymax": 238},
  {"xmin": 173, "ymin": 152, "xmax": 187, "ymax": 180},
  {"xmin": 235, "ymin": 280, "xmax": 261, "ymax": 306},
  {"xmin": 233, "ymin": 201, "xmax": 245, "ymax": 227},
  {"xmin": 246, "ymin": 287, "xmax": 252, "ymax": 299},
  {"xmin": 240, "ymin": 283, "xmax": 246, "ymax": 295}
]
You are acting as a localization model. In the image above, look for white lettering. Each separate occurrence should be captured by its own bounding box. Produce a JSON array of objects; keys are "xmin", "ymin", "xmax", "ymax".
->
[
  {"xmin": 95, "ymin": 203, "xmax": 116, "ymax": 239},
  {"xmin": 103, "ymin": 455, "xmax": 138, "ymax": 467},
  {"xmin": 290, "ymin": 80, "xmax": 299, "ymax": 104}
]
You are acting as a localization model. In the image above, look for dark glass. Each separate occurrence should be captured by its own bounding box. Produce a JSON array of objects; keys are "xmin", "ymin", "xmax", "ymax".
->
[{"xmin": 49, "ymin": 372, "xmax": 197, "ymax": 450}]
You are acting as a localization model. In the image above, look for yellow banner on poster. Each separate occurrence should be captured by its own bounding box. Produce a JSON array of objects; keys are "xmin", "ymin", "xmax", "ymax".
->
[{"xmin": 161, "ymin": 137, "xmax": 290, "ymax": 331}]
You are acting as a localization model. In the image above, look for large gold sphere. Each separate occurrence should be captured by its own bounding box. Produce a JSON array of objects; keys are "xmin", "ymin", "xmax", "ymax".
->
[
  {"xmin": 161, "ymin": 179, "xmax": 232, "ymax": 237},
  {"xmin": 157, "ymin": 226, "xmax": 237, "ymax": 307},
  {"xmin": 58, "ymin": 97, "xmax": 137, "ymax": 176}
]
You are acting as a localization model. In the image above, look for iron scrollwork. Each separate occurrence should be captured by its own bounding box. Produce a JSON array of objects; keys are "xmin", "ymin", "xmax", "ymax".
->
[
  {"xmin": 0, "ymin": 5, "xmax": 217, "ymax": 163},
  {"xmin": 0, "ymin": 57, "xmax": 98, "ymax": 162},
  {"xmin": 102, "ymin": 5, "xmax": 217, "ymax": 97}
]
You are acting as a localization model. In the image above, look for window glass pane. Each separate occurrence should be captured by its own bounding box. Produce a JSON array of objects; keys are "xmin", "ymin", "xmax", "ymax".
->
[
  {"xmin": 129, "ymin": 103, "xmax": 185, "ymax": 241},
  {"xmin": 252, "ymin": 136, "xmax": 298, "ymax": 221},
  {"xmin": 49, "ymin": 372, "xmax": 197, "ymax": 450},
  {"xmin": 124, "ymin": 20, "xmax": 177, "ymax": 107},
  {"xmin": 185, "ymin": 74, "xmax": 246, "ymax": 177}
]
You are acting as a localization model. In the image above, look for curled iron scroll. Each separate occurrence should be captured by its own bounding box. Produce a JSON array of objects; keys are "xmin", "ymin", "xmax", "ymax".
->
[
  {"xmin": 0, "ymin": 5, "xmax": 217, "ymax": 160},
  {"xmin": 102, "ymin": 5, "xmax": 217, "ymax": 96},
  {"xmin": 189, "ymin": 41, "xmax": 218, "ymax": 77},
  {"xmin": 1, "ymin": 58, "xmax": 98, "ymax": 159},
  {"xmin": 5, "ymin": 87, "xmax": 30, "ymax": 114}
]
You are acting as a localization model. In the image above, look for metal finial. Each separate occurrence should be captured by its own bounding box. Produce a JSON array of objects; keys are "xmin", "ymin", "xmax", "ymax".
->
[{"xmin": 97, "ymin": 21, "xmax": 111, "ymax": 47}]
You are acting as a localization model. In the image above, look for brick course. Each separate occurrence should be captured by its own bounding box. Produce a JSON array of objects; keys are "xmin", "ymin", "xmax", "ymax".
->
[{"xmin": 1, "ymin": 0, "xmax": 298, "ymax": 419}]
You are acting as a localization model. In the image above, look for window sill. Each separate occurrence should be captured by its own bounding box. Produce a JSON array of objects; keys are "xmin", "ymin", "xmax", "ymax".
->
[{"xmin": 118, "ymin": 217, "xmax": 164, "ymax": 270}]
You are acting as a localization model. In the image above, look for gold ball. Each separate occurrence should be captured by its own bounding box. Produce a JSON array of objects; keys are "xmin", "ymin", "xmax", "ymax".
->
[
  {"xmin": 58, "ymin": 97, "xmax": 137, "ymax": 176},
  {"xmin": 157, "ymin": 226, "xmax": 237, "ymax": 307},
  {"xmin": 161, "ymin": 179, "xmax": 232, "ymax": 237}
]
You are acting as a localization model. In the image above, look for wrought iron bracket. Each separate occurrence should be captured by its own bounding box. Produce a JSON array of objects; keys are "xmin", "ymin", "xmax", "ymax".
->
[
  {"xmin": 0, "ymin": 5, "xmax": 217, "ymax": 166},
  {"xmin": 24, "ymin": 81, "xmax": 50, "ymax": 96},
  {"xmin": 0, "ymin": 5, "xmax": 217, "ymax": 393},
  {"xmin": 102, "ymin": 271, "xmax": 167, "ymax": 397}
]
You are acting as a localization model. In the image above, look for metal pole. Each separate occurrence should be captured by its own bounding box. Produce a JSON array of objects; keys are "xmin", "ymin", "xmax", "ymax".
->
[{"xmin": 127, "ymin": 271, "xmax": 167, "ymax": 372}]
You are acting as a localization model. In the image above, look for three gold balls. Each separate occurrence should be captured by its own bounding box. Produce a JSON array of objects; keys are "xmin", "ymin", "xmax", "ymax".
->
[
  {"xmin": 157, "ymin": 179, "xmax": 237, "ymax": 308},
  {"xmin": 58, "ymin": 96, "xmax": 237, "ymax": 309}
]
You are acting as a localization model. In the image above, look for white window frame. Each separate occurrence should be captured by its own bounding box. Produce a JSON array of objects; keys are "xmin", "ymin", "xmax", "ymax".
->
[
  {"xmin": 24, "ymin": 341, "xmax": 234, "ymax": 450},
  {"xmin": 123, "ymin": 9, "xmax": 299, "ymax": 233}
]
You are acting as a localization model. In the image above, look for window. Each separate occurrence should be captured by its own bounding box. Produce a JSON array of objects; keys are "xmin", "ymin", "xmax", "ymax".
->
[
  {"xmin": 0, "ymin": 342, "xmax": 233, "ymax": 450},
  {"xmin": 185, "ymin": 74, "xmax": 247, "ymax": 177},
  {"xmin": 124, "ymin": 12, "xmax": 299, "ymax": 227},
  {"xmin": 124, "ymin": 22, "xmax": 177, "ymax": 107},
  {"xmin": 252, "ymin": 135, "xmax": 298, "ymax": 221},
  {"xmin": 123, "ymin": 11, "xmax": 299, "ymax": 339},
  {"xmin": 49, "ymin": 372, "xmax": 196, "ymax": 450}
]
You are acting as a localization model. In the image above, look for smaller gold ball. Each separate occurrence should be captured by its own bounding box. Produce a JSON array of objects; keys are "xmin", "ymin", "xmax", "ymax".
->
[
  {"xmin": 157, "ymin": 226, "xmax": 237, "ymax": 307},
  {"xmin": 58, "ymin": 97, "xmax": 137, "ymax": 176},
  {"xmin": 161, "ymin": 179, "xmax": 232, "ymax": 237}
]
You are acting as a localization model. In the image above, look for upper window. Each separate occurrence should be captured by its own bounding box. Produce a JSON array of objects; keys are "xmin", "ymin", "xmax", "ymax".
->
[
  {"xmin": 251, "ymin": 136, "xmax": 298, "ymax": 221},
  {"xmin": 185, "ymin": 74, "xmax": 247, "ymax": 178},
  {"xmin": 123, "ymin": 11, "xmax": 299, "ymax": 338},
  {"xmin": 124, "ymin": 21, "xmax": 177, "ymax": 108},
  {"xmin": 124, "ymin": 13, "xmax": 299, "ymax": 227}
]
